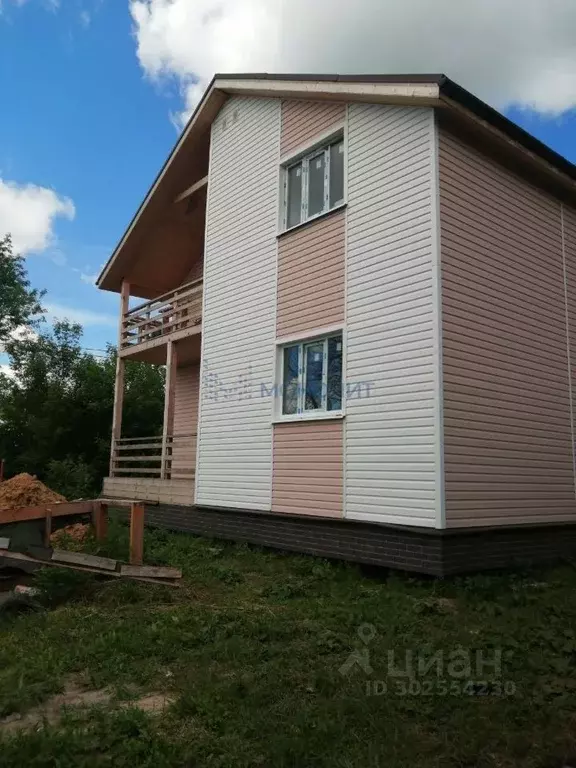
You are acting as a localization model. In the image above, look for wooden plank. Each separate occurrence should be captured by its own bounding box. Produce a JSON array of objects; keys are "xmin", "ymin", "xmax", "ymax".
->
[
  {"xmin": 95, "ymin": 497, "xmax": 160, "ymax": 507},
  {"xmin": 52, "ymin": 550, "xmax": 118, "ymax": 571},
  {"xmin": 120, "ymin": 565, "xmax": 182, "ymax": 579},
  {"xmin": 115, "ymin": 435, "xmax": 162, "ymax": 443},
  {"xmin": 0, "ymin": 500, "xmax": 94, "ymax": 526},
  {"xmin": 114, "ymin": 456, "xmax": 163, "ymax": 463},
  {"xmin": 113, "ymin": 468, "xmax": 162, "ymax": 476},
  {"xmin": 115, "ymin": 443, "xmax": 163, "ymax": 451},
  {"xmin": 174, "ymin": 175, "xmax": 208, "ymax": 203},
  {"xmin": 0, "ymin": 549, "xmax": 179, "ymax": 587},
  {"xmin": 129, "ymin": 503, "xmax": 145, "ymax": 565}
]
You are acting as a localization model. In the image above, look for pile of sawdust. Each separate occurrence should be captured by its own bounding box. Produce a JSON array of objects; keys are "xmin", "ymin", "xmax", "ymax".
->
[
  {"xmin": 50, "ymin": 523, "xmax": 90, "ymax": 548},
  {"xmin": 0, "ymin": 473, "xmax": 66, "ymax": 513}
]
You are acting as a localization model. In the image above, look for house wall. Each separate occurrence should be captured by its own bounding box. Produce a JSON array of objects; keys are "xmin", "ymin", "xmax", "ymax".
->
[
  {"xmin": 172, "ymin": 362, "xmax": 200, "ymax": 482},
  {"xmin": 270, "ymin": 99, "xmax": 347, "ymax": 518},
  {"xmin": 439, "ymin": 126, "xmax": 576, "ymax": 527},
  {"xmin": 276, "ymin": 211, "xmax": 346, "ymax": 338},
  {"xmin": 344, "ymin": 104, "xmax": 440, "ymax": 527},
  {"xmin": 272, "ymin": 421, "xmax": 344, "ymax": 517},
  {"xmin": 280, "ymin": 100, "xmax": 346, "ymax": 157},
  {"xmin": 198, "ymin": 95, "xmax": 442, "ymax": 523},
  {"xmin": 195, "ymin": 96, "xmax": 280, "ymax": 510}
]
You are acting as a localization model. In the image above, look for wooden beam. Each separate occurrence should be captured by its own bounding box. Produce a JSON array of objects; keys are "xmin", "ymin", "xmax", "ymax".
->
[
  {"xmin": 161, "ymin": 340, "xmax": 177, "ymax": 479},
  {"xmin": 110, "ymin": 280, "xmax": 130, "ymax": 476},
  {"xmin": 174, "ymin": 175, "xmax": 208, "ymax": 204},
  {"xmin": 52, "ymin": 550, "xmax": 117, "ymax": 571},
  {"xmin": 0, "ymin": 549, "xmax": 180, "ymax": 586},
  {"xmin": 129, "ymin": 502, "xmax": 145, "ymax": 565},
  {"xmin": 0, "ymin": 501, "xmax": 94, "ymax": 526},
  {"xmin": 120, "ymin": 565, "xmax": 182, "ymax": 579}
]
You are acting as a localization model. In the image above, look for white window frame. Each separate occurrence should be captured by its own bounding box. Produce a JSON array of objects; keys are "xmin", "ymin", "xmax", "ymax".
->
[
  {"xmin": 276, "ymin": 330, "xmax": 344, "ymax": 422},
  {"xmin": 280, "ymin": 129, "xmax": 345, "ymax": 233}
]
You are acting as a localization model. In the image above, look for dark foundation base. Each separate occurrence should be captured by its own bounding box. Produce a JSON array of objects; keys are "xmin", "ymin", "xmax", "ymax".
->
[{"xmin": 132, "ymin": 504, "xmax": 576, "ymax": 577}]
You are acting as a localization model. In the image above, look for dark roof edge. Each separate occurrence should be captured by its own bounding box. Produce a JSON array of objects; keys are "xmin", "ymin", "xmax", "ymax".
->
[
  {"xmin": 98, "ymin": 72, "xmax": 576, "ymax": 290},
  {"xmin": 217, "ymin": 72, "xmax": 576, "ymax": 183},
  {"xmin": 438, "ymin": 75, "xmax": 576, "ymax": 182},
  {"xmin": 215, "ymin": 72, "xmax": 445, "ymax": 84}
]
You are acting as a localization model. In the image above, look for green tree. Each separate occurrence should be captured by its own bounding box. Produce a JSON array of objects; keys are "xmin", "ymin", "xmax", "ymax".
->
[
  {"xmin": 0, "ymin": 235, "xmax": 44, "ymax": 345},
  {"xmin": 0, "ymin": 320, "xmax": 165, "ymax": 497}
]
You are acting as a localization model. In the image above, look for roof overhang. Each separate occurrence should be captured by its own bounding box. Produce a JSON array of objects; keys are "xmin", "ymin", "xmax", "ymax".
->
[{"xmin": 97, "ymin": 73, "xmax": 576, "ymax": 295}]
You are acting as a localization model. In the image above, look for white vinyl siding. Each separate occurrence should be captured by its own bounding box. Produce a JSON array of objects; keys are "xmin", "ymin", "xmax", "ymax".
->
[
  {"xmin": 195, "ymin": 96, "xmax": 280, "ymax": 510},
  {"xmin": 345, "ymin": 104, "xmax": 439, "ymax": 527}
]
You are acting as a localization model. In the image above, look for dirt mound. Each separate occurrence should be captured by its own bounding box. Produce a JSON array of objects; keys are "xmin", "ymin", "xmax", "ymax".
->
[
  {"xmin": 0, "ymin": 473, "xmax": 66, "ymax": 513},
  {"xmin": 50, "ymin": 523, "xmax": 90, "ymax": 547}
]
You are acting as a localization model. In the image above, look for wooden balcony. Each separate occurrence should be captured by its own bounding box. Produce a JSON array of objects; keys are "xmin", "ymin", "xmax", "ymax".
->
[
  {"xmin": 120, "ymin": 278, "xmax": 202, "ymax": 360},
  {"xmin": 110, "ymin": 434, "xmax": 196, "ymax": 480}
]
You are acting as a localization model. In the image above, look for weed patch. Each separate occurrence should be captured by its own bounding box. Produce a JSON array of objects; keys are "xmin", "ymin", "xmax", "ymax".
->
[{"xmin": 1, "ymin": 516, "xmax": 576, "ymax": 765}]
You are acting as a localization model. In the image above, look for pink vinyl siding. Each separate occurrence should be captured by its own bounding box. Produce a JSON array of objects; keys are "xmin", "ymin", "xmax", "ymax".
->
[
  {"xmin": 172, "ymin": 362, "xmax": 200, "ymax": 482},
  {"xmin": 272, "ymin": 420, "xmax": 343, "ymax": 517},
  {"xmin": 277, "ymin": 211, "xmax": 345, "ymax": 337},
  {"xmin": 565, "ymin": 207, "xmax": 576, "ymax": 407},
  {"xmin": 281, "ymin": 100, "xmax": 346, "ymax": 157},
  {"xmin": 439, "ymin": 126, "xmax": 576, "ymax": 527}
]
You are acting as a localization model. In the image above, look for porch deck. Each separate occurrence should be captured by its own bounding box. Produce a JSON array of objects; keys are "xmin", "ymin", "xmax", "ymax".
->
[{"xmin": 102, "ymin": 477, "xmax": 195, "ymax": 506}]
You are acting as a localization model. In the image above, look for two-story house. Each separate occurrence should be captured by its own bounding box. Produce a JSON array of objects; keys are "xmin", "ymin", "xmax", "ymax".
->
[{"xmin": 97, "ymin": 74, "xmax": 576, "ymax": 575}]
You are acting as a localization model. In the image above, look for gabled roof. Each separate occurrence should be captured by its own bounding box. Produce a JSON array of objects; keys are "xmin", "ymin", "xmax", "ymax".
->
[{"xmin": 97, "ymin": 73, "xmax": 576, "ymax": 294}]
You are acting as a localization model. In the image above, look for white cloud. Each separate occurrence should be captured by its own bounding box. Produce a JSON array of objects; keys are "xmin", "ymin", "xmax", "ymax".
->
[
  {"xmin": 0, "ymin": 326, "xmax": 38, "ymax": 354},
  {"xmin": 45, "ymin": 303, "xmax": 117, "ymax": 328},
  {"xmin": 79, "ymin": 271, "xmax": 99, "ymax": 285},
  {"xmin": 0, "ymin": 178, "xmax": 75, "ymax": 256},
  {"xmin": 0, "ymin": 364, "xmax": 15, "ymax": 380},
  {"xmin": 130, "ymin": 0, "xmax": 576, "ymax": 124}
]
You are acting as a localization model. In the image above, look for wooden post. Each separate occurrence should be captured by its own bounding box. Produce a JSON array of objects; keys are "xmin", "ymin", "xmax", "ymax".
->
[
  {"xmin": 93, "ymin": 501, "xmax": 108, "ymax": 542},
  {"xmin": 129, "ymin": 502, "xmax": 145, "ymax": 565},
  {"xmin": 44, "ymin": 507, "xmax": 53, "ymax": 548},
  {"xmin": 161, "ymin": 340, "xmax": 177, "ymax": 479},
  {"xmin": 109, "ymin": 280, "xmax": 130, "ymax": 476}
]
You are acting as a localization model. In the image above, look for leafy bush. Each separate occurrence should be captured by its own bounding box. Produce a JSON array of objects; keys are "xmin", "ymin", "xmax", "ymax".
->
[{"xmin": 45, "ymin": 458, "xmax": 95, "ymax": 500}]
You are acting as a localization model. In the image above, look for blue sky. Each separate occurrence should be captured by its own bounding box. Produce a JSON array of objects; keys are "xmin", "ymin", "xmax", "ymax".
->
[
  {"xmin": 1, "ymin": 0, "xmax": 576, "ymax": 367},
  {"xmin": 0, "ymin": 0, "xmax": 183, "ymax": 358}
]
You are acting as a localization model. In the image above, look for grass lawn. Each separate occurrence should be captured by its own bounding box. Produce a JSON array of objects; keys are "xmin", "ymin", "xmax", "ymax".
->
[{"xmin": 1, "ymin": 516, "xmax": 576, "ymax": 767}]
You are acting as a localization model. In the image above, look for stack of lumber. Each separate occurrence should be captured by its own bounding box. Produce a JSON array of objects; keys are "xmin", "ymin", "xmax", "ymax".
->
[{"xmin": 0, "ymin": 540, "xmax": 182, "ymax": 586}]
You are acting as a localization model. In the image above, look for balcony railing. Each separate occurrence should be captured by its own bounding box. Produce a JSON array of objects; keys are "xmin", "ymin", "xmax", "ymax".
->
[
  {"xmin": 110, "ymin": 434, "xmax": 196, "ymax": 480},
  {"xmin": 121, "ymin": 278, "xmax": 203, "ymax": 351}
]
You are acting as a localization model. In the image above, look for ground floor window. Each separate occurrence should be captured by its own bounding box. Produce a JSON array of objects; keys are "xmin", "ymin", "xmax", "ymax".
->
[{"xmin": 281, "ymin": 333, "xmax": 343, "ymax": 416}]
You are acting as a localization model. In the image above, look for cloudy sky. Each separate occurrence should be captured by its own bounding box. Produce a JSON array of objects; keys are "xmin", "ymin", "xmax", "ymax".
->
[{"xmin": 1, "ymin": 0, "xmax": 576, "ymax": 367}]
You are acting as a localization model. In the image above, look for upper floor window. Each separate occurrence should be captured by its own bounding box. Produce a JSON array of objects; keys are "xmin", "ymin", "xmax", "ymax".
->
[
  {"xmin": 283, "ymin": 137, "xmax": 345, "ymax": 231},
  {"xmin": 281, "ymin": 333, "xmax": 343, "ymax": 416}
]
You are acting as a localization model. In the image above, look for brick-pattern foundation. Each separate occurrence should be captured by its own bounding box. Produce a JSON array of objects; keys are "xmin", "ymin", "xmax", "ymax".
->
[{"xmin": 118, "ymin": 503, "xmax": 576, "ymax": 576}]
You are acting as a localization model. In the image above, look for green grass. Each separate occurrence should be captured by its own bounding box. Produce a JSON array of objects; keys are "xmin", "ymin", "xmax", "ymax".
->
[{"xmin": 1, "ymin": 516, "xmax": 576, "ymax": 766}]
